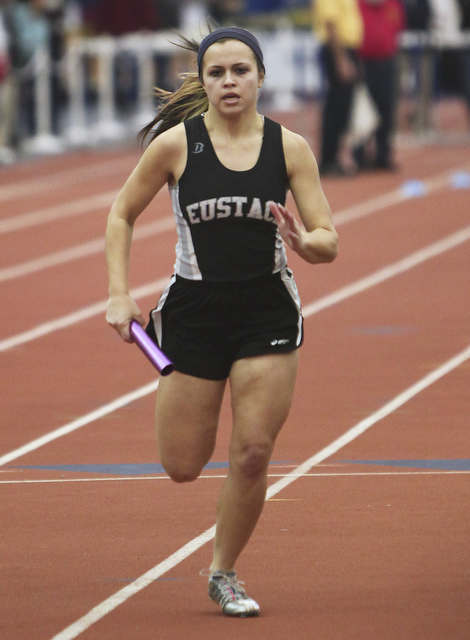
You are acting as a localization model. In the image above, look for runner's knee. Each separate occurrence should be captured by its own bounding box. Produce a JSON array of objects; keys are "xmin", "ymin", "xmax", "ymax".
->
[
  {"xmin": 232, "ymin": 442, "xmax": 271, "ymax": 479},
  {"xmin": 163, "ymin": 461, "xmax": 203, "ymax": 483}
]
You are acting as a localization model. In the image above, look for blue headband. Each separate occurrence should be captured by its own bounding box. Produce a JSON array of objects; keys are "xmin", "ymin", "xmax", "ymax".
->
[{"xmin": 197, "ymin": 27, "xmax": 265, "ymax": 77}]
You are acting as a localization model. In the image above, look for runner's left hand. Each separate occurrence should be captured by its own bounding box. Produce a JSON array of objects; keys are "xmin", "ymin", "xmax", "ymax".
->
[{"xmin": 269, "ymin": 201, "xmax": 305, "ymax": 253}]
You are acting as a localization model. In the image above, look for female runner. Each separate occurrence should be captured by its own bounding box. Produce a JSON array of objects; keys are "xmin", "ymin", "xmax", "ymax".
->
[{"xmin": 105, "ymin": 26, "xmax": 338, "ymax": 617}]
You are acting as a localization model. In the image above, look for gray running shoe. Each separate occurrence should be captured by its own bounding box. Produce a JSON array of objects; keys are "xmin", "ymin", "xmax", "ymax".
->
[{"xmin": 208, "ymin": 570, "xmax": 260, "ymax": 617}]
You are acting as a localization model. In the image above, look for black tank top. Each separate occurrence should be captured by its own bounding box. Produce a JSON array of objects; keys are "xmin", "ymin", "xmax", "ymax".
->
[{"xmin": 169, "ymin": 114, "xmax": 288, "ymax": 282}]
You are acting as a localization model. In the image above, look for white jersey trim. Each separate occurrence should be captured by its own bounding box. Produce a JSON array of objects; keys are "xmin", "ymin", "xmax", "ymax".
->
[
  {"xmin": 170, "ymin": 185, "xmax": 202, "ymax": 280},
  {"xmin": 274, "ymin": 227, "xmax": 288, "ymax": 274}
]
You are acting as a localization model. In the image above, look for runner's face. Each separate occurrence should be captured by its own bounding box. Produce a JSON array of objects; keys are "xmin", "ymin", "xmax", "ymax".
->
[{"xmin": 201, "ymin": 40, "xmax": 264, "ymax": 115}]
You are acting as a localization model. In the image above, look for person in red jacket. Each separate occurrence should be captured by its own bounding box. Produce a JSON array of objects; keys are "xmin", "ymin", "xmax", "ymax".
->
[{"xmin": 354, "ymin": 0, "xmax": 405, "ymax": 171}]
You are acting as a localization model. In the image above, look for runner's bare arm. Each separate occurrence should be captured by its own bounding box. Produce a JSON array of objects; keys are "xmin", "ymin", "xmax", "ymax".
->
[
  {"xmin": 105, "ymin": 125, "xmax": 186, "ymax": 340},
  {"xmin": 271, "ymin": 128, "xmax": 338, "ymax": 264}
]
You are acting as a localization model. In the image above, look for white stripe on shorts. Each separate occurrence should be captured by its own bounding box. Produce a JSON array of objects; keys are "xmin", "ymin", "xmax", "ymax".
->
[
  {"xmin": 280, "ymin": 267, "xmax": 303, "ymax": 346},
  {"xmin": 151, "ymin": 274, "xmax": 176, "ymax": 346}
]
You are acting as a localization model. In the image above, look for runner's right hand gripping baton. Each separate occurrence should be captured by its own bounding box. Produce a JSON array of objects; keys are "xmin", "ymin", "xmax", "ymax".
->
[{"xmin": 129, "ymin": 320, "xmax": 174, "ymax": 376}]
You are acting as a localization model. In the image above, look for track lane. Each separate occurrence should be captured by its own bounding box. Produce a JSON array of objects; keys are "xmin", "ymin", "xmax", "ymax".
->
[
  {"xmin": 1, "ymin": 161, "xmax": 468, "ymax": 336},
  {"xmin": 1, "ymin": 141, "xmax": 470, "ymax": 639},
  {"xmin": 2, "ymin": 340, "xmax": 467, "ymax": 639},
  {"xmin": 0, "ymin": 147, "xmax": 139, "ymax": 203},
  {"xmin": 1, "ymin": 190, "xmax": 469, "ymax": 454},
  {"xmin": 1, "ymin": 227, "xmax": 468, "ymax": 457}
]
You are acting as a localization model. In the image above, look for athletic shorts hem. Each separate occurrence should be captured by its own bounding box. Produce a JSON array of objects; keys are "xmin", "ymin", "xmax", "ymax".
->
[
  {"xmin": 170, "ymin": 342, "xmax": 302, "ymax": 381},
  {"xmin": 146, "ymin": 269, "xmax": 303, "ymax": 381},
  {"xmin": 171, "ymin": 364, "xmax": 230, "ymax": 381},
  {"xmin": 235, "ymin": 341, "xmax": 302, "ymax": 363}
]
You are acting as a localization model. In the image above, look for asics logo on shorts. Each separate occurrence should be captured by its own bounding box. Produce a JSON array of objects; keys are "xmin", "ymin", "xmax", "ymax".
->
[{"xmin": 270, "ymin": 338, "xmax": 290, "ymax": 346}]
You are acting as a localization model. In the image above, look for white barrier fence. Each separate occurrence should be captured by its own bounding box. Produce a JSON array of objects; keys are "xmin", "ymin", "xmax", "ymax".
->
[{"xmin": 19, "ymin": 28, "xmax": 470, "ymax": 155}]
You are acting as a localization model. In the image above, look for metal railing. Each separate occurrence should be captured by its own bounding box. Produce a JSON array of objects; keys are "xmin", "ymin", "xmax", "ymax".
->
[{"xmin": 15, "ymin": 28, "xmax": 470, "ymax": 156}]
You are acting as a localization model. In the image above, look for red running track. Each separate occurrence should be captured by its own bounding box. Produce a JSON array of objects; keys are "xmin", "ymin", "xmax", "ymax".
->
[{"xmin": 1, "ymin": 124, "xmax": 470, "ymax": 640}]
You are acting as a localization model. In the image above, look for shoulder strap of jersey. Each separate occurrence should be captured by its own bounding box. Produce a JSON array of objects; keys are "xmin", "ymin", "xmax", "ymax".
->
[{"xmin": 260, "ymin": 117, "xmax": 288, "ymax": 185}]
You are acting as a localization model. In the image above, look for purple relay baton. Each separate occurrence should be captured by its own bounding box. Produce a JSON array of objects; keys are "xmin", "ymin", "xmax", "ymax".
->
[{"xmin": 129, "ymin": 321, "xmax": 174, "ymax": 376}]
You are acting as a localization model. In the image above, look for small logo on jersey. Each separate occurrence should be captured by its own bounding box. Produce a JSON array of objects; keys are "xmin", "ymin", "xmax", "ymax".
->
[
  {"xmin": 193, "ymin": 142, "xmax": 204, "ymax": 154},
  {"xmin": 270, "ymin": 338, "xmax": 290, "ymax": 346}
]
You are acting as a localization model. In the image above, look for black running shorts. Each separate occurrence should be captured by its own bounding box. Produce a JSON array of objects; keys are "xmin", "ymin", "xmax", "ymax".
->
[{"xmin": 146, "ymin": 268, "xmax": 303, "ymax": 380}]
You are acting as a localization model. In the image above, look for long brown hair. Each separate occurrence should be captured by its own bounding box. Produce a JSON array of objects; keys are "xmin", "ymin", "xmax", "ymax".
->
[
  {"xmin": 138, "ymin": 31, "xmax": 265, "ymax": 146},
  {"xmin": 138, "ymin": 35, "xmax": 208, "ymax": 146}
]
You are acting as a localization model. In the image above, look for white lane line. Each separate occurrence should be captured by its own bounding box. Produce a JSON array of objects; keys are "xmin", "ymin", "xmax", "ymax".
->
[
  {"xmin": 48, "ymin": 343, "xmax": 470, "ymax": 640},
  {"xmin": 269, "ymin": 470, "xmax": 470, "ymax": 477},
  {"xmin": 0, "ymin": 277, "xmax": 170, "ymax": 352},
  {"xmin": 302, "ymin": 224, "xmax": 470, "ymax": 317},
  {"xmin": 265, "ymin": 344, "xmax": 470, "ymax": 499},
  {"xmin": 0, "ymin": 185, "xmax": 170, "ymax": 235},
  {"xmin": 1, "ymin": 224, "xmax": 469, "ymax": 463},
  {"xmin": 0, "ymin": 216, "xmax": 174, "ymax": 283},
  {"xmin": 0, "ymin": 161, "xmax": 465, "ymax": 279},
  {"xmin": 2, "ymin": 223, "xmax": 469, "ymax": 353},
  {"xmin": 1, "ymin": 160, "xmax": 467, "ymax": 234},
  {"xmin": 49, "ymin": 526, "xmax": 218, "ymax": 640},
  {"xmin": 0, "ymin": 382, "xmax": 159, "ymax": 467},
  {"xmin": 0, "ymin": 155, "xmax": 134, "ymax": 204},
  {"xmin": 331, "ymin": 163, "xmax": 470, "ymax": 226},
  {"xmin": 2, "ymin": 469, "xmax": 470, "ymax": 485},
  {"xmin": 0, "ymin": 191, "xmax": 116, "ymax": 234}
]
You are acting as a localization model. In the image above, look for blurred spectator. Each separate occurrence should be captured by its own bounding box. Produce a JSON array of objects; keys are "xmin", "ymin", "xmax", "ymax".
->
[
  {"xmin": 239, "ymin": 1, "xmax": 313, "ymax": 28},
  {"xmin": 245, "ymin": 0, "xmax": 283, "ymax": 11},
  {"xmin": 3, "ymin": 0, "xmax": 50, "ymax": 141},
  {"xmin": 208, "ymin": 0, "xmax": 245, "ymax": 24},
  {"xmin": 403, "ymin": 0, "xmax": 469, "ymax": 130},
  {"xmin": 401, "ymin": 1, "xmax": 431, "ymax": 133},
  {"xmin": 403, "ymin": 0, "xmax": 431, "ymax": 29},
  {"xmin": 42, "ymin": 0, "xmax": 68, "ymax": 135},
  {"xmin": 0, "ymin": 4, "xmax": 9, "ymax": 79},
  {"xmin": 457, "ymin": 0, "xmax": 470, "ymax": 28},
  {"xmin": 80, "ymin": 0, "xmax": 159, "ymax": 36},
  {"xmin": 151, "ymin": 2, "xmax": 183, "ymax": 94},
  {"xmin": 312, "ymin": 0, "xmax": 363, "ymax": 176},
  {"xmin": 78, "ymin": 1, "xmax": 160, "ymax": 116},
  {"xmin": 157, "ymin": 0, "xmax": 181, "ymax": 29},
  {"xmin": 5, "ymin": 0, "xmax": 49, "ymax": 68},
  {"xmin": 180, "ymin": 1, "xmax": 210, "ymax": 38},
  {"xmin": 428, "ymin": 0, "xmax": 460, "ymax": 39},
  {"xmin": 353, "ymin": 0, "xmax": 405, "ymax": 171},
  {"xmin": 0, "ymin": 0, "xmax": 15, "ymax": 163},
  {"xmin": 457, "ymin": 0, "xmax": 470, "ymax": 126},
  {"xmin": 429, "ymin": 0, "xmax": 464, "ymax": 99}
]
